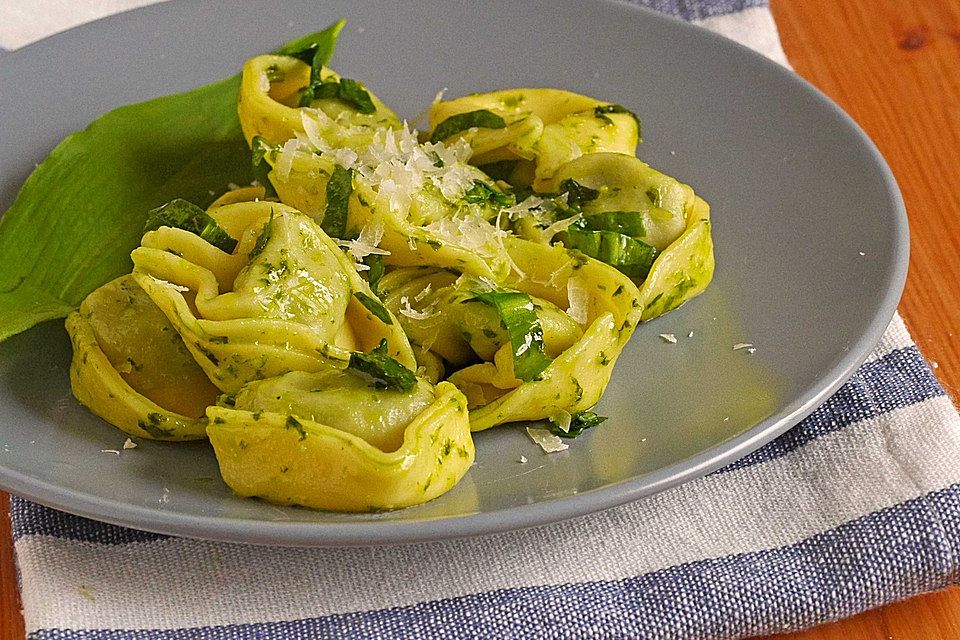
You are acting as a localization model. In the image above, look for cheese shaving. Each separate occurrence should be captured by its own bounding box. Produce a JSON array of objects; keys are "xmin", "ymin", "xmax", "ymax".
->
[
  {"xmin": 399, "ymin": 296, "xmax": 438, "ymax": 320},
  {"xmin": 542, "ymin": 212, "xmax": 582, "ymax": 238},
  {"xmin": 566, "ymin": 278, "xmax": 590, "ymax": 325},
  {"xmin": 503, "ymin": 195, "xmax": 546, "ymax": 221},
  {"xmin": 123, "ymin": 438, "xmax": 137, "ymax": 450},
  {"xmin": 274, "ymin": 139, "xmax": 299, "ymax": 181},
  {"xmin": 413, "ymin": 284, "xmax": 432, "ymax": 302},
  {"xmin": 526, "ymin": 427, "xmax": 569, "ymax": 453},
  {"xmin": 339, "ymin": 218, "xmax": 390, "ymax": 264},
  {"xmin": 660, "ymin": 333, "xmax": 678, "ymax": 344},
  {"xmin": 151, "ymin": 277, "xmax": 190, "ymax": 293}
]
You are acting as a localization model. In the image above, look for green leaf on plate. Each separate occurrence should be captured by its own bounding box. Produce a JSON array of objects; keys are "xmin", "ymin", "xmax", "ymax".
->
[{"xmin": 0, "ymin": 74, "xmax": 252, "ymax": 342}]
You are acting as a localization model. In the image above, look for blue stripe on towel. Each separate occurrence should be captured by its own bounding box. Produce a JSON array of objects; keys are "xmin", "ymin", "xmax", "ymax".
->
[
  {"xmin": 11, "ymin": 345, "xmax": 942, "ymax": 545},
  {"xmin": 24, "ymin": 482, "xmax": 960, "ymax": 640},
  {"xmin": 717, "ymin": 345, "xmax": 945, "ymax": 473},
  {"xmin": 10, "ymin": 499, "xmax": 168, "ymax": 544},
  {"xmin": 627, "ymin": 0, "xmax": 768, "ymax": 21}
]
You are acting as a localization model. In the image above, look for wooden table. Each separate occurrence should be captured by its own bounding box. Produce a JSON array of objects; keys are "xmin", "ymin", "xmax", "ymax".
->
[{"xmin": 2, "ymin": 0, "xmax": 960, "ymax": 636}]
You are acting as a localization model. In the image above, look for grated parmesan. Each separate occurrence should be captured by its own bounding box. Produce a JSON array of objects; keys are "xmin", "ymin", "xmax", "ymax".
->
[
  {"xmin": 733, "ymin": 343, "xmax": 754, "ymax": 351},
  {"xmin": 123, "ymin": 438, "xmax": 137, "ymax": 450},
  {"xmin": 660, "ymin": 333, "xmax": 678, "ymax": 344}
]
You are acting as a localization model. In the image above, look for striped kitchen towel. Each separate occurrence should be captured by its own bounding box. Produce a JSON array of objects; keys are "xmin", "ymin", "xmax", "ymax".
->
[{"xmin": 4, "ymin": 1, "xmax": 960, "ymax": 639}]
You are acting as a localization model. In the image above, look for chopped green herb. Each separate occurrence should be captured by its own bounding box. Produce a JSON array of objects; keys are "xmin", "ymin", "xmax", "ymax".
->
[
  {"xmin": 566, "ymin": 250, "xmax": 590, "ymax": 270},
  {"xmin": 273, "ymin": 19, "xmax": 346, "ymax": 68},
  {"xmin": 321, "ymin": 164, "xmax": 352, "ymax": 238},
  {"xmin": 285, "ymin": 415, "xmax": 307, "ymax": 441},
  {"xmin": 348, "ymin": 339, "xmax": 418, "ymax": 391},
  {"xmin": 248, "ymin": 213, "xmax": 274, "ymax": 260},
  {"xmin": 144, "ymin": 199, "xmax": 238, "ymax": 254},
  {"xmin": 562, "ymin": 224, "xmax": 657, "ymax": 279},
  {"xmin": 264, "ymin": 64, "xmax": 286, "ymax": 83},
  {"xmin": 353, "ymin": 291, "xmax": 393, "ymax": 325},
  {"xmin": 594, "ymin": 104, "xmax": 642, "ymax": 137},
  {"xmin": 581, "ymin": 210, "xmax": 646, "ymax": 238},
  {"xmin": 558, "ymin": 178, "xmax": 600, "ymax": 210},
  {"xmin": 463, "ymin": 181, "xmax": 513, "ymax": 208},
  {"xmin": 299, "ymin": 77, "xmax": 376, "ymax": 113},
  {"xmin": 337, "ymin": 78, "xmax": 376, "ymax": 113},
  {"xmin": 470, "ymin": 290, "xmax": 553, "ymax": 382},
  {"xmin": 364, "ymin": 253, "xmax": 385, "ymax": 295},
  {"xmin": 310, "ymin": 81, "xmax": 340, "ymax": 100},
  {"xmin": 430, "ymin": 109, "xmax": 506, "ymax": 144},
  {"xmin": 138, "ymin": 412, "xmax": 174, "ymax": 438},
  {"xmin": 645, "ymin": 186, "xmax": 662, "ymax": 207},
  {"xmin": 251, "ymin": 136, "xmax": 279, "ymax": 198},
  {"xmin": 192, "ymin": 344, "xmax": 219, "ymax": 369},
  {"xmin": 548, "ymin": 411, "xmax": 608, "ymax": 438}
]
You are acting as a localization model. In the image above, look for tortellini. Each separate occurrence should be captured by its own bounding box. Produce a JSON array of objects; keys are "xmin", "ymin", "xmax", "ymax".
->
[
  {"xmin": 130, "ymin": 201, "xmax": 415, "ymax": 391},
  {"xmin": 428, "ymin": 88, "xmax": 640, "ymax": 190},
  {"xmin": 207, "ymin": 381, "xmax": 473, "ymax": 511},
  {"xmin": 65, "ymin": 30, "xmax": 714, "ymax": 512},
  {"xmin": 238, "ymin": 54, "xmax": 399, "ymax": 147},
  {"xmin": 66, "ymin": 275, "xmax": 217, "ymax": 441}
]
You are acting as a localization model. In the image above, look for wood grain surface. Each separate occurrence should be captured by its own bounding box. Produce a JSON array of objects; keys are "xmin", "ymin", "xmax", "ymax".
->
[
  {"xmin": 764, "ymin": 0, "xmax": 960, "ymax": 637},
  {"xmin": 2, "ymin": 0, "xmax": 960, "ymax": 637}
]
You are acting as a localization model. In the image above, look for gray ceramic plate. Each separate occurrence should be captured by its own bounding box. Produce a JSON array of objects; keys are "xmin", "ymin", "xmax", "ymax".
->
[{"xmin": 0, "ymin": 0, "xmax": 907, "ymax": 546}]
